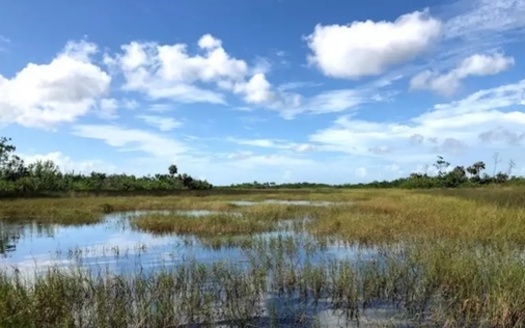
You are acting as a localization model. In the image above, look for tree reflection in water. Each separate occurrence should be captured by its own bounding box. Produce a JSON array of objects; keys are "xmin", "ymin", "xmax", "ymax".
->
[{"xmin": 0, "ymin": 221, "xmax": 54, "ymax": 257}]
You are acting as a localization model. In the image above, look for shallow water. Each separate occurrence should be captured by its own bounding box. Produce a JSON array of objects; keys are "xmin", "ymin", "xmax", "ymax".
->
[{"xmin": 0, "ymin": 211, "xmax": 377, "ymax": 275}]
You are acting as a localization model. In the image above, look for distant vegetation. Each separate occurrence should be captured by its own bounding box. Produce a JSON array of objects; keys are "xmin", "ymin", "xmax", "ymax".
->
[
  {"xmin": 2, "ymin": 136, "xmax": 523, "ymax": 196},
  {"xmin": 0, "ymin": 137, "xmax": 212, "ymax": 195},
  {"xmin": 229, "ymin": 155, "xmax": 525, "ymax": 189}
]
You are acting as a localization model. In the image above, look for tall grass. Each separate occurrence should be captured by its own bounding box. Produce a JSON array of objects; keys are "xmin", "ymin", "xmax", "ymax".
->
[
  {"xmin": 308, "ymin": 189, "xmax": 525, "ymax": 245},
  {"xmin": 3, "ymin": 239, "xmax": 525, "ymax": 327},
  {"xmin": 3, "ymin": 187, "xmax": 525, "ymax": 326}
]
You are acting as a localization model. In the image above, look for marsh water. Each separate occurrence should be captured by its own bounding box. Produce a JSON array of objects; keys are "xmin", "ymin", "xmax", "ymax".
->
[
  {"xmin": 0, "ymin": 202, "xmax": 439, "ymax": 327},
  {"xmin": 0, "ymin": 209, "xmax": 377, "ymax": 276}
]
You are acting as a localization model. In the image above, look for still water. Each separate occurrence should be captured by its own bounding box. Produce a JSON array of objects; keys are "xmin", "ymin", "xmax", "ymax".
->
[{"xmin": 0, "ymin": 210, "xmax": 377, "ymax": 275}]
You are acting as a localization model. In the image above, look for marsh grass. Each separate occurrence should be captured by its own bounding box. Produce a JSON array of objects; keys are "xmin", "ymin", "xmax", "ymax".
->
[
  {"xmin": 3, "ymin": 239, "xmax": 525, "ymax": 327},
  {"xmin": 130, "ymin": 204, "xmax": 317, "ymax": 236},
  {"xmin": 4, "ymin": 187, "xmax": 525, "ymax": 326},
  {"xmin": 130, "ymin": 212, "xmax": 276, "ymax": 236},
  {"xmin": 308, "ymin": 189, "xmax": 525, "ymax": 245}
]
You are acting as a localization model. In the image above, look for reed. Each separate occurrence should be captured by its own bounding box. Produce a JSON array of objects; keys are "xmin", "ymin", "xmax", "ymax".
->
[{"xmin": 3, "ymin": 239, "xmax": 525, "ymax": 327}]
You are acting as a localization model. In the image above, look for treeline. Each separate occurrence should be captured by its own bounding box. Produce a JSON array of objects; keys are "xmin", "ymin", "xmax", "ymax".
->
[
  {"xmin": 228, "ymin": 156, "xmax": 525, "ymax": 189},
  {"xmin": 0, "ymin": 137, "xmax": 212, "ymax": 195}
]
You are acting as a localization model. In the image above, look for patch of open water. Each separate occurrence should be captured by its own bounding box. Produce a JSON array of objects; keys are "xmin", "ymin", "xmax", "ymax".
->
[
  {"xmin": 0, "ymin": 211, "xmax": 378, "ymax": 275},
  {"xmin": 0, "ymin": 210, "xmax": 418, "ymax": 327}
]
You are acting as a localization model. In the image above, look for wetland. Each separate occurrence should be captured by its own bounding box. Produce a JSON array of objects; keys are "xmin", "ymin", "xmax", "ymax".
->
[{"xmin": 2, "ymin": 188, "xmax": 525, "ymax": 327}]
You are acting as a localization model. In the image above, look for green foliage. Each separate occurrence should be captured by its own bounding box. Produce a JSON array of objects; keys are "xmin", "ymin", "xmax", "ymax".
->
[
  {"xmin": 0, "ymin": 137, "xmax": 212, "ymax": 196},
  {"xmin": 228, "ymin": 155, "xmax": 525, "ymax": 190}
]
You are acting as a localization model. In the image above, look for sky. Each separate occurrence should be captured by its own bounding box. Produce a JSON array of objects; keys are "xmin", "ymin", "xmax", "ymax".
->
[{"xmin": 0, "ymin": 0, "xmax": 525, "ymax": 185}]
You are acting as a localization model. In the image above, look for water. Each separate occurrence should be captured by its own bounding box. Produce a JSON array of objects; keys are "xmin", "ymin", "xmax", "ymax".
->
[
  {"xmin": 0, "ymin": 211, "xmax": 410, "ymax": 327},
  {"xmin": 0, "ymin": 211, "xmax": 376, "ymax": 275}
]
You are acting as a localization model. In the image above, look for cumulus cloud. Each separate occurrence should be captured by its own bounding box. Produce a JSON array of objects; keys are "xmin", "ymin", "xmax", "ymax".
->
[
  {"xmin": 106, "ymin": 34, "xmax": 303, "ymax": 115},
  {"xmin": 106, "ymin": 35, "xmax": 246, "ymax": 104},
  {"xmin": 0, "ymin": 40, "xmax": 111, "ymax": 128},
  {"xmin": 410, "ymin": 53, "xmax": 514, "ymax": 95},
  {"xmin": 306, "ymin": 10, "xmax": 442, "ymax": 79}
]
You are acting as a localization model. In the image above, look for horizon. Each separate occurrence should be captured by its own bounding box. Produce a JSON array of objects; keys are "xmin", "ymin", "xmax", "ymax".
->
[{"xmin": 1, "ymin": 0, "xmax": 524, "ymax": 185}]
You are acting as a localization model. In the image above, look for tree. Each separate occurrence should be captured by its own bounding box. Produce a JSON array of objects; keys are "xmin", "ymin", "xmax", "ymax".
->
[
  {"xmin": 0, "ymin": 137, "xmax": 27, "ymax": 181},
  {"xmin": 467, "ymin": 161, "xmax": 486, "ymax": 181},
  {"xmin": 433, "ymin": 156, "xmax": 450, "ymax": 177},
  {"xmin": 168, "ymin": 164, "xmax": 178, "ymax": 176}
]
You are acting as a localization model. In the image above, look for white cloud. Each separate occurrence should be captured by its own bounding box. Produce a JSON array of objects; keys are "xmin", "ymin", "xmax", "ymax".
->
[
  {"xmin": 310, "ymin": 79, "xmax": 525, "ymax": 161},
  {"xmin": 306, "ymin": 89, "xmax": 370, "ymax": 114},
  {"xmin": 278, "ymin": 81, "xmax": 322, "ymax": 92},
  {"xmin": 198, "ymin": 34, "xmax": 222, "ymax": 50},
  {"xmin": 306, "ymin": 10, "xmax": 442, "ymax": 79},
  {"xmin": 122, "ymin": 99, "xmax": 140, "ymax": 110},
  {"xmin": 295, "ymin": 144, "xmax": 317, "ymax": 152},
  {"xmin": 21, "ymin": 151, "xmax": 117, "ymax": 174},
  {"xmin": 238, "ymin": 73, "xmax": 273, "ymax": 104},
  {"xmin": 0, "ymin": 40, "xmax": 111, "ymax": 128},
  {"xmin": 102, "ymin": 34, "xmax": 395, "ymax": 119},
  {"xmin": 98, "ymin": 98, "xmax": 119, "ymax": 119},
  {"xmin": 226, "ymin": 151, "xmax": 254, "ymax": 160},
  {"xmin": 230, "ymin": 138, "xmax": 277, "ymax": 148},
  {"xmin": 72, "ymin": 124, "xmax": 187, "ymax": 158},
  {"xmin": 106, "ymin": 34, "xmax": 305, "ymax": 116},
  {"xmin": 410, "ymin": 53, "xmax": 514, "ymax": 95},
  {"xmin": 227, "ymin": 137, "xmax": 317, "ymax": 153},
  {"xmin": 137, "ymin": 115, "xmax": 182, "ymax": 131},
  {"xmin": 445, "ymin": 0, "xmax": 525, "ymax": 41},
  {"xmin": 107, "ymin": 35, "xmax": 250, "ymax": 104}
]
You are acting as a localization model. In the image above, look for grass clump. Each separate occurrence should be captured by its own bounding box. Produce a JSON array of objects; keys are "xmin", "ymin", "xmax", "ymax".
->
[
  {"xmin": 131, "ymin": 212, "xmax": 275, "ymax": 236},
  {"xmin": 131, "ymin": 204, "xmax": 315, "ymax": 236}
]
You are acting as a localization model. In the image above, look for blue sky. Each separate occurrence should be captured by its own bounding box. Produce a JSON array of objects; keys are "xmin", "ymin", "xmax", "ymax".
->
[{"xmin": 1, "ymin": 0, "xmax": 525, "ymax": 185}]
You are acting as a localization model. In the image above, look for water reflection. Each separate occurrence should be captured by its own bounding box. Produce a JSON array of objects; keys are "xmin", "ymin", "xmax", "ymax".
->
[
  {"xmin": 0, "ymin": 211, "xmax": 376, "ymax": 276},
  {"xmin": 0, "ymin": 221, "xmax": 56, "ymax": 257}
]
